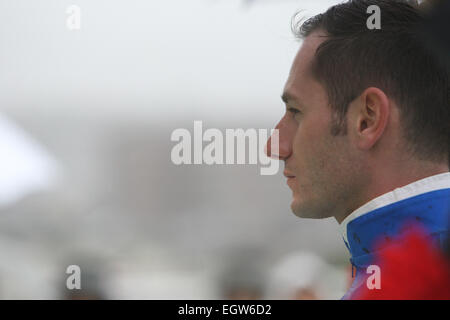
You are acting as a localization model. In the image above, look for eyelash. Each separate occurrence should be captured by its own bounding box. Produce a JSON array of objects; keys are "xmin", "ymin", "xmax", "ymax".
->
[{"xmin": 288, "ymin": 108, "xmax": 301, "ymax": 116}]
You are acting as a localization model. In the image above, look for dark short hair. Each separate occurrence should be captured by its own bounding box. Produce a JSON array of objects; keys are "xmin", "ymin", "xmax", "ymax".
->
[{"xmin": 293, "ymin": 0, "xmax": 449, "ymax": 163}]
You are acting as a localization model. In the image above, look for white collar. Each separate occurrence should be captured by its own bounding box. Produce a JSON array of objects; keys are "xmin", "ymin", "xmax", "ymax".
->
[{"xmin": 340, "ymin": 172, "xmax": 450, "ymax": 244}]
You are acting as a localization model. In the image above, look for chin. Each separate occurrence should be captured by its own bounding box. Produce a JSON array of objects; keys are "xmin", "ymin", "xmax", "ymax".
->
[
  {"xmin": 290, "ymin": 197, "xmax": 331, "ymax": 219},
  {"xmin": 290, "ymin": 198, "xmax": 310, "ymax": 218}
]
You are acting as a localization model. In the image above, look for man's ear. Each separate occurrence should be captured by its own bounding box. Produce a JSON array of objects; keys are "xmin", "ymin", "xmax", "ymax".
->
[{"xmin": 353, "ymin": 87, "xmax": 390, "ymax": 150}]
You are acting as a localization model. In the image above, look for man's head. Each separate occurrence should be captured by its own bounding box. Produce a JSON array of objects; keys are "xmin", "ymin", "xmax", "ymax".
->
[{"xmin": 265, "ymin": 0, "xmax": 450, "ymax": 222}]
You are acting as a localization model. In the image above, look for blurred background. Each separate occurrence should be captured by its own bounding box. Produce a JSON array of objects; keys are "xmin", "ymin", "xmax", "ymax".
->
[{"xmin": 0, "ymin": 0, "xmax": 351, "ymax": 299}]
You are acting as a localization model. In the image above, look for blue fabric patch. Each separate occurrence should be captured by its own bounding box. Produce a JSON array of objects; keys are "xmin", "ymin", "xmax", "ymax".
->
[{"xmin": 346, "ymin": 188, "xmax": 449, "ymax": 268}]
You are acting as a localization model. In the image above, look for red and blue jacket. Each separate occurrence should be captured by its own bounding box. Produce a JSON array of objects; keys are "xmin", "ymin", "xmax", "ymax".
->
[{"xmin": 340, "ymin": 173, "xmax": 450, "ymax": 299}]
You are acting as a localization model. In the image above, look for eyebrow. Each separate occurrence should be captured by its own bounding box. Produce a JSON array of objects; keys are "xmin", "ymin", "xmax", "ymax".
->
[{"xmin": 281, "ymin": 92, "xmax": 300, "ymax": 105}]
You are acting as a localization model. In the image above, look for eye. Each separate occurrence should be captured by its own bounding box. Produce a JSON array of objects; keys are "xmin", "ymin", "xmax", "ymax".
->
[{"xmin": 288, "ymin": 108, "xmax": 301, "ymax": 117}]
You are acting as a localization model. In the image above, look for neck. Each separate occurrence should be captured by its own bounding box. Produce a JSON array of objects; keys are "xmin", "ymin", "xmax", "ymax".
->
[{"xmin": 335, "ymin": 161, "xmax": 449, "ymax": 224}]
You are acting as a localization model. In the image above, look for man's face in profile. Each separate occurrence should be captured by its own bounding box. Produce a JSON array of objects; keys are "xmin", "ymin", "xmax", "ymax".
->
[{"xmin": 266, "ymin": 32, "xmax": 364, "ymax": 221}]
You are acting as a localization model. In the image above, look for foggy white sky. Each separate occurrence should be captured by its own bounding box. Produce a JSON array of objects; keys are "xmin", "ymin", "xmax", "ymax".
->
[
  {"xmin": 0, "ymin": 0, "xmax": 337, "ymax": 120},
  {"xmin": 0, "ymin": 1, "xmax": 351, "ymax": 299}
]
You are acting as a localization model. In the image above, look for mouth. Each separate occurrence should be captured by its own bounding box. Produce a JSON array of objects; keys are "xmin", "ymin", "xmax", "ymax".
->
[
  {"xmin": 284, "ymin": 170, "xmax": 296, "ymax": 188},
  {"xmin": 283, "ymin": 170, "xmax": 296, "ymax": 179}
]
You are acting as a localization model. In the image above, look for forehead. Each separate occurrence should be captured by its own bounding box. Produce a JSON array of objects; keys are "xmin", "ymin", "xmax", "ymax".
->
[{"xmin": 284, "ymin": 31, "xmax": 326, "ymax": 99}]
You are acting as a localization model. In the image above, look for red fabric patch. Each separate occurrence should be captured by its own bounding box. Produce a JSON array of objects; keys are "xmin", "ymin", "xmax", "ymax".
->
[{"xmin": 353, "ymin": 227, "xmax": 450, "ymax": 300}]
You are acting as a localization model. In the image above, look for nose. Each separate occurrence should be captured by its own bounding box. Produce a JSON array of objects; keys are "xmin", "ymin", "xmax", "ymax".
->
[{"xmin": 265, "ymin": 115, "xmax": 294, "ymax": 160}]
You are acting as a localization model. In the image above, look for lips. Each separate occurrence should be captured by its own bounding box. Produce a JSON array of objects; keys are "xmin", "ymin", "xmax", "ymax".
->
[
  {"xmin": 283, "ymin": 170, "xmax": 296, "ymax": 178},
  {"xmin": 284, "ymin": 170, "xmax": 296, "ymax": 189}
]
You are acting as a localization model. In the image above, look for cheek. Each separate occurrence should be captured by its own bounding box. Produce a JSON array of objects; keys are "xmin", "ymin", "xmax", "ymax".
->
[{"xmin": 292, "ymin": 117, "xmax": 327, "ymax": 163}]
